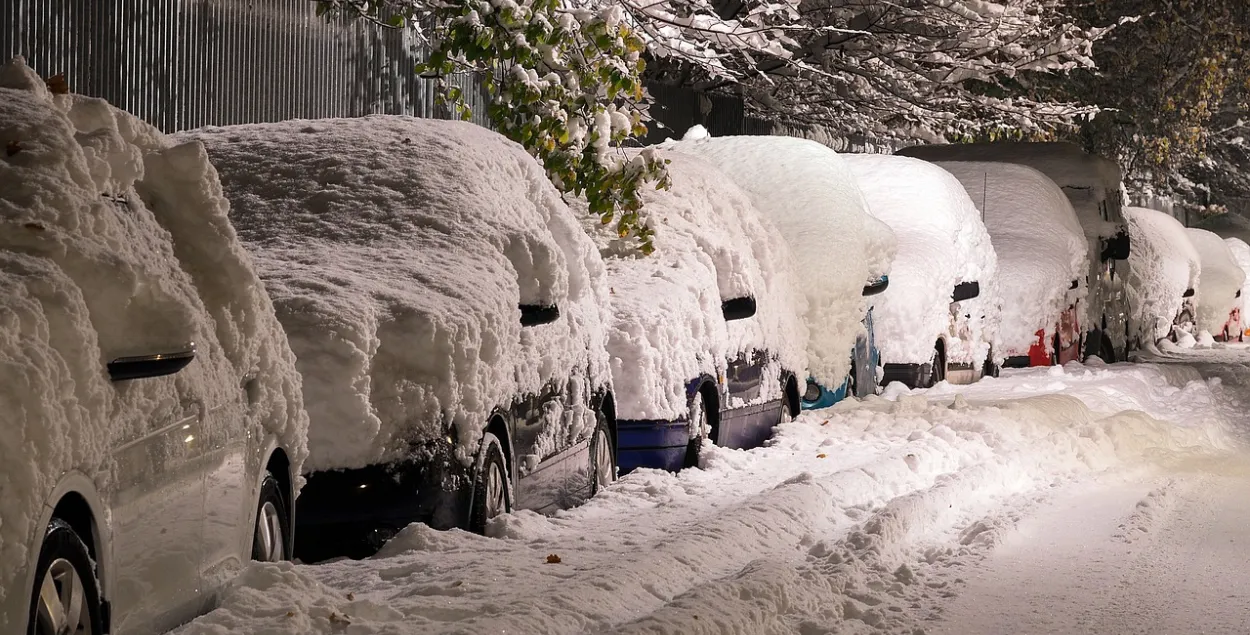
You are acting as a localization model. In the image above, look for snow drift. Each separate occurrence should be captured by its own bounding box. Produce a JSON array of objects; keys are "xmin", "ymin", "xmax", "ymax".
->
[
  {"xmin": 1123, "ymin": 208, "xmax": 1201, "ymax": 342},
  {"xmin": 185, "ymin": 116, "xmax": 611, "ymax": 472},
  {"xmin": 577, "ymin": 148, "xmax": 807, "ymax": 420},
  {"xmin": 663, "ymin": 134, "xmax": 895, "ymax": 389},
  {"xmin": 0, "ymin": 57, "xmax": 308, "ymax": 626},
  {"xmin": 934, "ymin": 161, "xmax": 1087, "ymax": 357},
  {"xmin": 1185, "ymin": 228, "xmax": 1246, "ymax": 336},
  {"xmin": 844, "ymin": 154, "xmax": 999, "ymax": 367}
]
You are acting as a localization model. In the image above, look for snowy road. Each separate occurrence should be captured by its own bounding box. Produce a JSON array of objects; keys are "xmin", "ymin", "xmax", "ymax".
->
[{"xmin": 175, "ymin": 345, "xmax": 1250, "ymax": 635}]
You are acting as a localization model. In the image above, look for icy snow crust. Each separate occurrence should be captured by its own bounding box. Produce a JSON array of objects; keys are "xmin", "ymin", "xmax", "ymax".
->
[
  {"xmin": 664, "ymin": 135, "xmax": 895, "ymax": 388},
  {"xmin": 579, "ymin": 149, "xmax": 807, "ymax": 420},
  {"xmin": 844, "ymin": 154, "xmax": 999, "ymax": 366},
  {"xmin": 935, "ymin": 162, "xmax": 1087, "ymax": 356},
  {"xmin": 0, "ymin": 58, "xmax": 308, "ymax": 621},
  {"xmin": 185, "ymin": 116, "xmax": 611, "ymax": 471},
  {"xmin": 1123, "ymin": 208, "xmax": 1201, "ymax": 341},
  {"xmin": 1224, "ymin": 238, "xmax": 1250, "ymax": 329},
  {"xmin": 1185, "ymin": 228, "xmax": 1246, "ymax": 335}
]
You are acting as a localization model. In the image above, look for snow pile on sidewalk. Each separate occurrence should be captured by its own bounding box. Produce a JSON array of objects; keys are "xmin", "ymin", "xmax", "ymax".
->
[
  {"xmin": 186, "ymin": 116, "xmax": 610, "ymax": 471},
  {"xmin": 577, "ymin": 149, "xmax": 806, "ymax": 420},
  {"xmin": 1123, "ymin": 207, "xmax": 1201, "ymax": 342},
  {"xmin": 0, "ymin": 56, "xmax": 308, "ymax": 626},
  {"xmin": 845, "ymin": 154, "xmax": 999, "ymax": 366},
  {"xmin": 1186, "ymin": 228, "xmax": 1246, "ymax": 336},
  {"xmin": 936, "ymin": 161, "xmax": 1087, "ymax": 356},
  {"xmin": 665, "ymin": 133, "xmax": 894, "ymax": 389}
]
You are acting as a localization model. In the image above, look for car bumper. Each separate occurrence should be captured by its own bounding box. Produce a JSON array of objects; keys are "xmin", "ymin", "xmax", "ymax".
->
[
  {"xmin": 616, "ymin": 419, "xmax": 690, "ymax": 474},
  {"xmin": 882, "ymin": 363, "xmax": 927, "ymax": 388}
]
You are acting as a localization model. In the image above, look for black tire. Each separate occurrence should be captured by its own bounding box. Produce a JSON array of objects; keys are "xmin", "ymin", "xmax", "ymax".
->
[
  {"xmin": 1099, "ymin": 335, "xmax": 1116, "ymax": 363},
  {"xmin": 469, "ymin": 433, "xmax": 511, "ymax": 533},
  {"xmin": 1052, "ymin": 333, "xmax": 1062, "ymax": 365},
  {"xmin": 589, "ymin": 409, "xmax": 616, "ymax": 497},
  {"xmin": 847, "ymin": 361, "xmax": 859, "ymax": 399},
  {"xmin": 682, "ymin": 390, "xmax": 711, "ymax": 469},
  {"xmin": 924, "ymin": 346, "xmax": 945, "ymax": 388},
  {"xmin": 29, "ymin": 519, "xmax": 103, "ymax": 635},
  {"xmin": 982, "ymin": 352, "xmax": 1000, "ymax": 378},
  {"xmin": 252, "ymin": 471, "xmax": 291, "ymax": 562}
]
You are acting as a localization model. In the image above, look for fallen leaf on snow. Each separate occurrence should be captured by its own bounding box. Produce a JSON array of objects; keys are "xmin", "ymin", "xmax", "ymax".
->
[
  {"xmin": 546, "ymin": 554, "xmax": 562, "ymax": 564},
  {"xmin": 817, "ymin": 453, "xmax": 827, "ymax": 459}
]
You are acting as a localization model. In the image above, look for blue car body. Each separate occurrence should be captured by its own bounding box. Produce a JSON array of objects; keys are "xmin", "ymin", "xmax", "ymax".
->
[{"xmin": 802, "ymin": 306, "xmax": 881, "ymax": 410}]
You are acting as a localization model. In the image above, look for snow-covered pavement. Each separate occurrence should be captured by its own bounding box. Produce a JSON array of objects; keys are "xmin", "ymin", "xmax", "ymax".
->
[{"xmin": 175, "ymin": 346, "xmax": 1250, "ymax": 635}]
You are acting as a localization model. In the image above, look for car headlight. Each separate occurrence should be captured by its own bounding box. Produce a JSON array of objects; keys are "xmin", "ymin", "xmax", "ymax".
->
[{"xmin": 804, "ymin": 380, "xmax": 822, "ymax": 403}]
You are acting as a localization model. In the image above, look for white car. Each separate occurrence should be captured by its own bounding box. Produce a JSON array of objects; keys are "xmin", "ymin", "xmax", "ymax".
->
[
  {"xmin": 1122, "ymin": 207, "xmax": 1201, "ymax": 345},
  {"xmin": 844, "ymin": 154, "xmax": 1000, "ymax": 388},
  {"xmin": 935, "ymin": 162, "xmax": 1088, "ymax": 367},
  {"xmin": 0, "ymin": 59, "xmax": 308, "ymax": 634},
  {"xmin": 1186, "ymin": 228, "xmax": 1247, "ymax": 340},
  {"xmin": 667, "ymin": 132, "xmax": 896, "ymax": 408},
  {"xmin": 191, "ymin": 116, "xmax": 617, "ymax": 561},
  {"xmin": 1220, "ymin": 237, "xmax": 1250, "ymax": 342}
]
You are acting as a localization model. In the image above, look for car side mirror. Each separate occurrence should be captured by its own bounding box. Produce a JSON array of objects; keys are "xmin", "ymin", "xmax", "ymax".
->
[
  {"xmin": 862, "ymin": 276, "xmax": 890, "ymax": 297},
  {"xmin": 519, "ymin": 304, "xmax": 560, "ymax": 327},
  {"xmin": 1183, "ymin": 288, "xmax": 1195, "ymax": 298},
  {"xmin": 722, "ymin": 296, "xmax": 757, "ymax": 322},
  {"xmin": 1100, "ymin": 231, "xmax": 1131, "ymax": 261},
  {"xmin": 951, "ymin": 281, "xmax": 980, "ymax": 303},
  {"xmin": 1238, "ymin": 290, "xmax": 1243, "ymax": 299},
  {"xmin": 1070, "ymin": 279, "xmax": 1080, "ymax": 290},
  {"xmin": 108, "ymin": 344, "xmax": 197, "ymax": 382}
]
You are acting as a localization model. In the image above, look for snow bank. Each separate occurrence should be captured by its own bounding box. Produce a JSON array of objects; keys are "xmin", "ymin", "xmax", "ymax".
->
[
  {"xmin": 1123, "ymin": 208, "xmax": 1201, "ymax": 342},
  {"xmin": 577, "ymin": 149, "xmax": 807, "ymax": 420},
  {"xmin": 935, "ymin": 162, "xmax": 1087, "ymax": 356},
  {"xmin": 0, "ymin": 56, "xmax": 308, "ymax": 624},
  {"xmin": 1185, "ymin": 228, "xmax": 1246, "ymax": 335},
  {"xmin": 664, "ymin": 134, "xmax": 895, "ymax": 389},
  {"xmin": 1224, "ymin": 238, "xmax": 1250, "ymax": 332},
  {"xmin": 844, "ymin": 154, "xmax": 999, "ymax": 366},
  {"xmin": 184, "ymin": 116, "xmax": 610, "ymax": 471}
]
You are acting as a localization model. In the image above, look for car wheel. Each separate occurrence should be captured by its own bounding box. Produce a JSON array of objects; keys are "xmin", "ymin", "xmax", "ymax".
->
[
  {"xmin": 982, "ymin": 352, "xmax": 1000, "ymax": 378},
  {"xmin": 846, "ymin": 361, "xmax": 859, "ymax": 399},
  {"xmin": 682, "ymin": 391, "xmax": 711, "ymax": 469},
  {"xmin": 1099, "ymin": 335, "xmax": 1116, "ymax": 363},
  {"xmin": 469, "ymin": 432, "xmax": 511, "ymax": 533},
  {"xmin": 589, "ymin": 409, "xmax": 616, "ymax": 497},
  {"xmin": 29, "ymin": 519, "xmax": 103, "ymax": 635},
  {"xmin": 925, "ymin": 346, "xmax": 945, "ymax": 388},
  {"xmin": 252, "ymin": 471, "xmax": 290, "ymax": 562}
]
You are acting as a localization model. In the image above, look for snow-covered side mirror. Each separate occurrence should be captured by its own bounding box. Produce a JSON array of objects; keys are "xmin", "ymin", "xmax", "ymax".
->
[
  {"xmin": 519, "ymin": 304, "xmax": 560, "ymax": 327},
  {"xmin": 1101, "ymin": 231, "xmax": 1131, "ymax": 261},
  {"xmin": 1183, "ymin": 288, "xmax": 1195, "ymax": 298},
  {"xmin": 1238, "ymin": 290, "xmax": 1243, "ymax": 299},
  {"xmin": 1070, "ymin": 279, "xmax": 1080, "ymax": 290},
  {"xmin": 951, "ymin": 281, "xmax": 980, "ymax": 303},
  {"xmin": 108, "ymin": 343, "xmax": 196, "ymax": 382},
  {"xmin": 722, "ymin": 297, "xmax": 757, "ymax": 322},
  {"xmin": 862, "ymin": 276, "xmax": 890, "ymax": 297}
]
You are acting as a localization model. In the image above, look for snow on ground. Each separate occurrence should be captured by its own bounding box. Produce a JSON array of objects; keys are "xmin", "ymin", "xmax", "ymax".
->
[
  {"xmin": 1187, "ymin": 228, "xmax": 1246, "ymax": 337},
  {"xmin": 173, "ymin": 350, "xmax": 1249, "ymax": 634}
]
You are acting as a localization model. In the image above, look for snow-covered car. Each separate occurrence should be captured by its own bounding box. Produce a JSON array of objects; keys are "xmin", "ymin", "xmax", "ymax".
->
[
  {"xmin": 898, "ymin": 142, "xmax": 1132, "ymax": 362},
  {"xmin": 0, "ymin": 59, "xmax": 308, "ymax": 634},
  {"xmin": 667, "ymin": 132, "xmax": 896, "ymax": 410},
  {"xmin": 1219, "ymin": 237, "xmax": 1250, "ymax": 342},
  {"xmin": 1184, "ymin": 228, "xmax": 1247, "ymax": 341},
  {"xmin": 1122, "ymin": 207, "xmax": 1201, "ymax": 345},
  {"xmin": 190, "ymin": 117, "xmax": 616, "ymax": 561},
  {"xmin": 935, "ymin": 162, "xmax": 1088, "ymax": 367},
  {"xmin": 582, "ymin": 148, "xmax": 806, "ymax": 473},
  {"xmin": 843, "ymin": 154, "xmax": 1000, "ymax": 388}
]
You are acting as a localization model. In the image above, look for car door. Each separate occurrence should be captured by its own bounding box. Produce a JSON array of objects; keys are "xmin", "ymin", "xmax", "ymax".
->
[
  {"xmin": 198, "ymin": 376, "xmax": 253, "ymax": 597},
  {"xmin": 720, "ymin": 349, "xmax": 767, "ymax": 449}
]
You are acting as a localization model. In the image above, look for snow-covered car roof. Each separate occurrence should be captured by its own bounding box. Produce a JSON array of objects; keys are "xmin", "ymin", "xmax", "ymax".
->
[
  {"xmin": 843, "ymin": 154, "xmax": 999, "ymax": 366},
  {"xmin": 0, "ymin": 57, "xmax": 308, "ymax": 626},
  {"xmin": 935, "ymin": 161, "xmax": 1087, "ymax": 355},
  {"xmin": 664, "ymin": 133, "xmax": 894, "ymax": 389},
  {"xmin": 579, "ymin": 148, "xmax": 807, "ymax": 420},
  {"xmin": 1225, "ymin": 238, "xmax": 1250, "ymax": 327},
  {"xmin": 1185, "ymin": 228, "xmax": 1246, "ymax": 334},
  {"xmin": 1123, "ymin": 207, "xmax": 1202, "ymax": 341},
  {"xmin": 186, "ymin": 116, "xmax": 610, "ymax": 471}
]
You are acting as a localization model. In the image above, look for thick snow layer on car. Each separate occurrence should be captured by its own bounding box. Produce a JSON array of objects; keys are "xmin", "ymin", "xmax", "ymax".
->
[
  {"xmin": 1224, "ymin": 238, "xmax": 1250, "ymax": 325},
  {"xmin": 1186, "ymin": 228, "xmax": 1246, "ymax": 335},
  {"xmin": 1123, "ymin": 208, "xmax": 1201, "ymax": 342},
  {"xmin": 664, "ymin": 134, "xmax": 895, "ymax": 388},
  {"xmin": 0, "ymin": 57, "xmax": 308, "ymax": 622},
  {"xmin": 185, "ymin": 116, "xmax": 611, "ymax": 472},
  {"xmin": 844, "ymin": 154, "xmax": 999, "ymax": 367},
  {"xmin": 935, "ymin": 162, "xmax": 1088, "ymax": 357},
  {"xmin": 578, "ymin": 149, "xmax": 807, "ymax": 420}
]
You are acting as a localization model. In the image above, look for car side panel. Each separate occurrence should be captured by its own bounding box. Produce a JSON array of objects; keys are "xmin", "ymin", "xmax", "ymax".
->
[{"xmin": 199, "ymin": 397, "xmax": 255, "ymax": 598}]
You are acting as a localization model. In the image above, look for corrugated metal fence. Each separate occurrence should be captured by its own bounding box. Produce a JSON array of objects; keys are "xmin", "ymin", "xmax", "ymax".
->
[{"xmin": 1, "ymin": 0, "xmax": 492, "ymax": 132}]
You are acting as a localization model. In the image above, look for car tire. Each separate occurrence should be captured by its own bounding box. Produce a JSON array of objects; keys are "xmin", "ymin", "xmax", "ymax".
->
[
  {"xmin": 925, "ymin": 346, "xmax": 945, "ymax": 388},
  {"xmin": 589, "ymin": 409, "xmax": 616, "ymax": 497},
  {"xmin": 252, "ymin": 471, "xmax": 291, "ymax": 562},
  {"xmin": 682, "ymin": 391, "xmax": 711, "ymax": 469},
  {"xmin": 982, "ymin": 352, "xmax": 1000, "ymax": 378},
  {"xmin": 846, "ymin": 361, "xmax": 859, "ymax": 399},
  {"xmin": 469, "ymin": 432, "xmax": 511, "ymax": 533},
  {"xmin": 29, "ymin": 519, "xmax": 103, "ymax": 635},
  {"xmin": 1099, "ymin": 335, "xmax": 1116, "ymax": 363}
]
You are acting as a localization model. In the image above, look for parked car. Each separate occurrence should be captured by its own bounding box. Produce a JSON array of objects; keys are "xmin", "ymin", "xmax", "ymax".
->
[
  {"xmin": 898, "ymin": 142, "xmax": 1132, "ymax": 362},
  {"xmin": 1220, "ymin": 237, "xmax": 1250, "ymax": 342},
  {"xmin": 190, "ymin": 116, "xmax": 617, "ymax": 561},
  {"xmin": 582, "ymin": 147, "xmax": 807, "ymax": 473},
  {"xmin": 666, "ymin": 131, "xmax": 896, "ymax": 409},
  {"xmin": 843, "ymin": 154, "xmax": 1000, "ymax": 388},
  {"xmin": 1185, "ymin": 228, "xmax": 1246, "ymax": 341},
  {"xmin": 0, "ymin": 60, "xmax": 308, "ymax": 635},
  {"xmin": 1121, "ymin": 207, "xmax": 1201, "ymax": 346},
  {"xmin": 934, "ymin": 162, "xmax": 1088, "ymax": 368}
]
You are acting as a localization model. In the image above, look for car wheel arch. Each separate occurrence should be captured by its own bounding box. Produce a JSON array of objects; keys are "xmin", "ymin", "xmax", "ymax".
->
[
  {"xmin": 484, "ymin": 413, "xmax": 515, "ymax": 484},
  {"xmin": 23, "ymin": 471, "xmax": 113, "ymax": 630},
  {"xmin": 597, "ymin": 391, "xmax": 618, "ymax": 453},
  {"xmin": 780, "ymin": 372, "xmax": 800, "ymax": 416}
]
